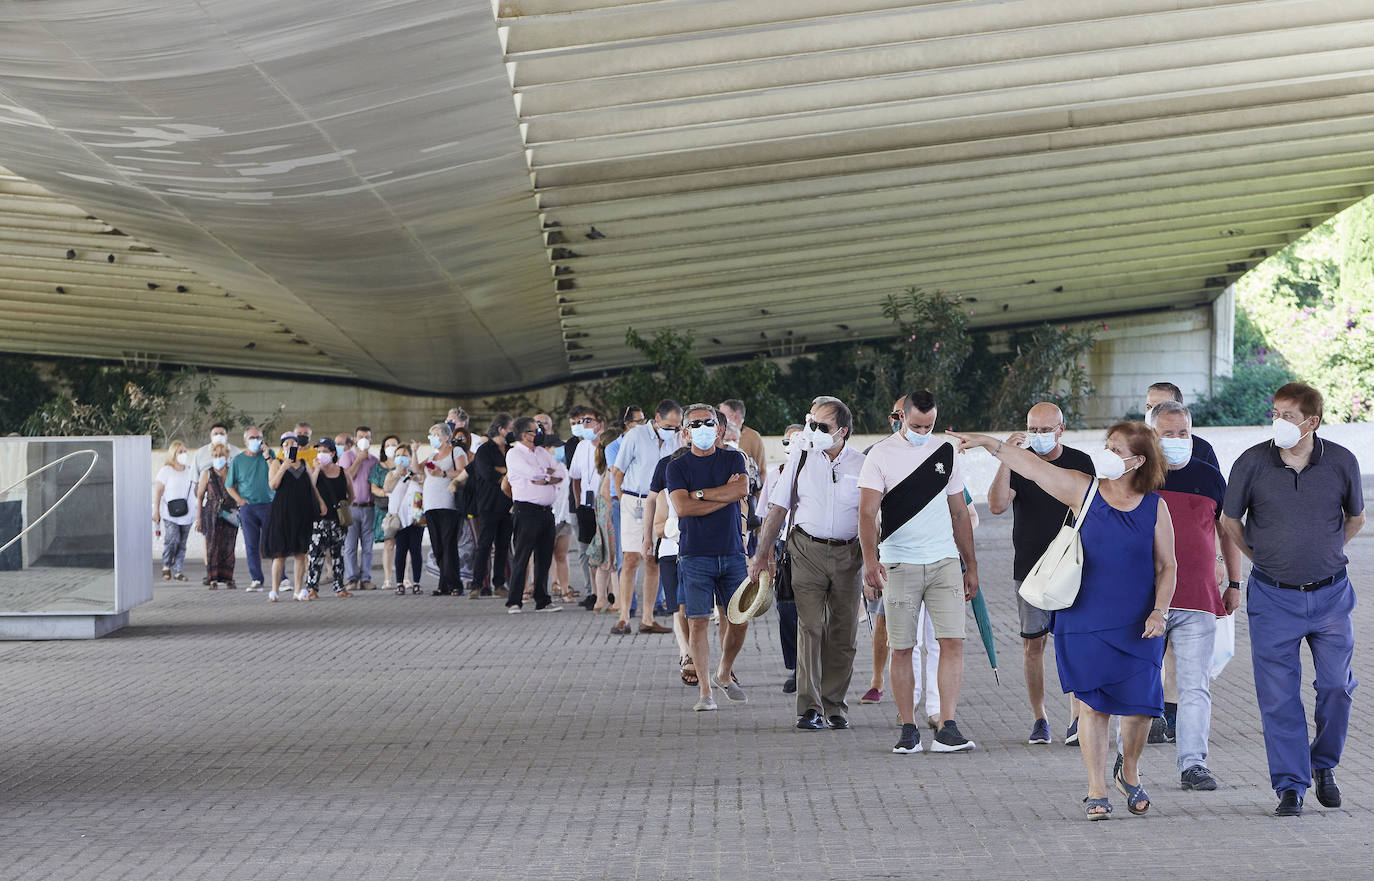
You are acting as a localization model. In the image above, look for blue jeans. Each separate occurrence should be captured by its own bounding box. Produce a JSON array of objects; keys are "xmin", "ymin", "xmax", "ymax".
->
[
  {"xmin": 1166, "ymin": 609, "xmax": 1217, "ymax": 771},
  {"xmin": 679, "ymin": 554, "xmax": 747, "ymax": 619},
  {"xmin": 238, "ymin": 502, "xmax": 271, "ymax": 583},
  {"xmin": 1248, "ymin": 573, "xmax": 1357, "ymax": 795},
  {"xmin": 343, "ymin": 505, "xmax": 375, "ymax": 584}
]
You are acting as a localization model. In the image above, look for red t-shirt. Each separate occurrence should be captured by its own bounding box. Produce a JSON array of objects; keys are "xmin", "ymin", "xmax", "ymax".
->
[{"xmin": 1158, "ymin": 459, "xmax": 1227, "ymax": 616}]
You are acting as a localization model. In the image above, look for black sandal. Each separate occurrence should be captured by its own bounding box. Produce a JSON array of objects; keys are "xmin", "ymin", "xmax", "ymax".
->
[{"xmin": 680, "ymin": 656, "xmax": 698, "ymax": 687}]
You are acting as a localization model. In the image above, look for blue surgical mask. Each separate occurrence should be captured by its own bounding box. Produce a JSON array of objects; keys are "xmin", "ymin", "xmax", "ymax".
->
[
  {"xmin": 211, "ymin": 456, "xmax": 227, "ymax": 470},
  {"xmin": 553, "ymin": 446, "xmax": 566, "ymax": 464},
  {"xmin": 657, "ymin": 425, "xmax": 677, "ymax": 442},
  {"xmin": 1027, "ymin": 433, "xmax": 1057, "ymax": 455},
  {"xmin": 427, "ymin": 434, "xmax": 442, "ymax": 449},
  {"xmin": 904, "ymin": 428, "xmax": 930, "ymax": 447},
  {"xmin": 690, "ymin": 426, "xmax": 716, "ymax": 451},
  {"xmin": 891, "ymin": 421, "xmax": 902, "ymax": 434},
  {"xmin": 395, "ymin": 455, "xmax": 410, "ymax": 468},
  {"xmin": 1159, "ymin": 437, "xmax": 1191, "ymax": 466},
  {"xmin": 246, "ymin": 438, "xmax": 262, "ymax": 453}
]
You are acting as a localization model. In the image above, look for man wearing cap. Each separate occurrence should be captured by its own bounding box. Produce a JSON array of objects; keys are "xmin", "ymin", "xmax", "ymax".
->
[
  {"xmin": 859, "ymin": 389, "xmax": 980, "ymax": 755},
  {"xmin": 668, "ymin": 404, "xmax": 750, "ymax": 711},
  {"xmin": 751, "ymin": 396, "xmax": 865, "ymax": 731},
  {"xmin": 1220, "ymin": 381, "xmax": 1365, "ymax": 816}
]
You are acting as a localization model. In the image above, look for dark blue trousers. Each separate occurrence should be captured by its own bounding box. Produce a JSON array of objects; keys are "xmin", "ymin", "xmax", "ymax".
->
[
  {"xmin": 238, "ymin": 502, "xmax": 272, "ymax": 584},
  {"xmin": 1247, "ymin": 573, "xmax": 1357, "ymax": 796}
]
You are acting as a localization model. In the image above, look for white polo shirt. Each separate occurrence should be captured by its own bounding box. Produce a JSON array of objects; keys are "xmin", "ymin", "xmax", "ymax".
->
[{"xmin": 768, "ymin": 443, "xmax": 865, "ymax": 541}]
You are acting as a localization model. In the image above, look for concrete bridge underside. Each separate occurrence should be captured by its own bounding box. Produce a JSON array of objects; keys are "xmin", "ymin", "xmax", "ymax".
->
[{"xmin": 0, "ymin": 0, "xmax": 1371, "ymax": 394}]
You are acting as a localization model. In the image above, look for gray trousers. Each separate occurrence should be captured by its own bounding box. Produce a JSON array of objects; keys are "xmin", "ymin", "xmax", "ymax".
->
[
  {"xmin": 457, "ymin": 516, "xmax": 476, "ymax": 583},
  {"xmin": 788, "ymin": 531, "xmax": 863, "ymax": 719}
]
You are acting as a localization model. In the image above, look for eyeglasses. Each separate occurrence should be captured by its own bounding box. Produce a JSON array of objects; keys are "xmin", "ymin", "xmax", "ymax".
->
[
  {"xmin": 1026, "ymin": 427, "xmax": 1057, "ymax": 434},
  {"xmin": 807, "ymin": 419, "xmax": 833, "ymax": 434},
  {"xmin": 687, "ymin": 419, "xmax": 716, "ymax": 429},
  {"xmin": 1268, "ymin": 409, "xmax": 1309, "ymax": 423},
  {"xmin": 888, "ymin": 411, "xmax": 903, "ymax": 422},
  {"xmin": 576, "ymin": 417, "xmax": 597, "ymax": 425}
]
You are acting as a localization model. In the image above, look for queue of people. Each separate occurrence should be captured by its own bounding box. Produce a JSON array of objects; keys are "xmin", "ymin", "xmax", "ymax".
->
[{"xmin": 150, "ymin": 379, "xmax": 1364, "ymax": 820}]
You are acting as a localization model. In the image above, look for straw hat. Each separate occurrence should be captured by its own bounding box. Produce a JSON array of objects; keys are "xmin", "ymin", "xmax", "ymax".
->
[{"xmin": 726, "ymin": 569, "xmax": 774, "ymax": 624}]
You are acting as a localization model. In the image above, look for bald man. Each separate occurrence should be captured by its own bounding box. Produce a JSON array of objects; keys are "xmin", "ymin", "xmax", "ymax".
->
[{"xmin": 987, "ymin": 402, "xmax": 1095, "ymax": 746}]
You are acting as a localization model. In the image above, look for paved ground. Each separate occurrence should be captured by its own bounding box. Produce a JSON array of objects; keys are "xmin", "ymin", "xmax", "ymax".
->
[{"xmin": 4, "ymin": 489, "xmax": 1374, "ymax": 880}]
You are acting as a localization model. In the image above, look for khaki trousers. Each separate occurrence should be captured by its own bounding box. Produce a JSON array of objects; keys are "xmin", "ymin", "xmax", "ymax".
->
[{"xmin": 788, "ymin": 530, "xmax": 864, "ymax": 718}]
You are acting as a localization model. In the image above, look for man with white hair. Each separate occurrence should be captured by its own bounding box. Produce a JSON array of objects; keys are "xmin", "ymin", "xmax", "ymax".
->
[
  {"xmin": 1154, "ymin": 400, "xmax": 1245, "ymax": 791},
  {"xmin": 987, "ymin": 401, "xmax": 1094, "ymax": 746}
]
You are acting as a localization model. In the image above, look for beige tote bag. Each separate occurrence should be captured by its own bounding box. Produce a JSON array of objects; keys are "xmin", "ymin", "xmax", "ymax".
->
[{"xmin": 1018, "ymin": 479, "xmax": 1099, "ymax": 611}]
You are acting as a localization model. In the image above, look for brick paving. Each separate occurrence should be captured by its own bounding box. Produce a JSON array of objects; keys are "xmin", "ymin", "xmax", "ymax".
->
[{"xmin": 2, "ymin": 492, "xmax": 1372, "ymax": 880}]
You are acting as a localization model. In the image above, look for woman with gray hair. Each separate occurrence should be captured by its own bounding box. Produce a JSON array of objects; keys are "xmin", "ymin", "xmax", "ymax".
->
[{"xmin": 422, "ymin": 421, "xmax": 468, "ymax": 596}]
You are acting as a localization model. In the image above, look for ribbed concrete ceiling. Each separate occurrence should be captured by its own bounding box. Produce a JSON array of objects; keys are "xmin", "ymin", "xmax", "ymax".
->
[{"xmin": 2, "ymin": 0, "xmax": 1373, "ymax": 392}]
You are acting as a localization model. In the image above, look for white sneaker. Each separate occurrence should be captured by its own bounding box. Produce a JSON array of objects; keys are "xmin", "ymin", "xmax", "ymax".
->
[
  {"xmin": 507, "ymin": 606, "xmax": 522, "ymax": 615},
  {"xmin": 249, "ymin": 580, "xmax": 263, "ymax": 592},
  {"xmin": 279, "ymin": 578, "xmax": 292, "ymax": 590}
]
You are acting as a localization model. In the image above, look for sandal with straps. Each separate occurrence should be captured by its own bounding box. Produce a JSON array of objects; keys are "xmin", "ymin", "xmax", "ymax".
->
[
  {"xmin": 680, "ymin": 656, "xmax": 698, "ymax": 687},
  {"xmin": 1083, "ymin": 796, "xmax": 1113, "ymax": 820},
  {"xmin": 1114, "ymin": 765, "xmax": 1151, "ymax": 815}
]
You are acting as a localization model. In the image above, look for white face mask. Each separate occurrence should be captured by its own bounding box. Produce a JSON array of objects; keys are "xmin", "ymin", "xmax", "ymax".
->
[
  {"xmin": 1272, "ymin": 417, "xmax": 1312, "ymax": 450},
  {"xmin": 211, "ymin": 433, "xmax": 227, "ymax": 446},
  {"xmin": 384, "ymin": 444, "xmax": 398, "ymax": 459},
  {"xmin": 1159, "ymin": 436, "xmax": 1191, "ymax": 466},
  {"xmin": 317, "ymin": 452, "xmax": 333, "ymax": 465},
  {"xmin": 175, "ymin": 452, "xmax": 190, "ymax": 466},
  {"xmin": 1027, "ymin": 432, "xmax": 1057, "ymax": 455},
  {"xmin": 1090, "ymin": 447, "xmax": 1137, "ymax": 480},
  {"xmin": 904, "ymin": 428, "xmax": 930, "ymax": 447},
  {"xmin": 356, "ymin": 438, "xmax": 370, "ymax": 452}
]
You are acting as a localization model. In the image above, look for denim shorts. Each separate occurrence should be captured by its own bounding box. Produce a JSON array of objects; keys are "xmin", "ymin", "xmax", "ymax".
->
[
  {"xmin": 679, "ymin": 554, "xmax": 748, "ymax": 619},
  {"xmin": 658, "ymin": 555, "xmax": 680, "ymax": 611}
]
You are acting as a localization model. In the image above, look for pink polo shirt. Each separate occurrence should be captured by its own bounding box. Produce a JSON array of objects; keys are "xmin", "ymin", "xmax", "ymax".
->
[{"xmin": 338, "ymin": 449, "xmax": 379, "ymax": 502}]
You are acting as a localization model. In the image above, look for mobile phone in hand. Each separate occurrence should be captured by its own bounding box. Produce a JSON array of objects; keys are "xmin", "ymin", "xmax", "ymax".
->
[{"xmin": 288, "ymin": 446, "xmax": 298, "ymax": 461}]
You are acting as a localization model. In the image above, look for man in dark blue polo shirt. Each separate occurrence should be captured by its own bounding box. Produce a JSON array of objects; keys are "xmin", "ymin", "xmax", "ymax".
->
[{"xmin": 1220, "ymin": 382, "xmax": 1366, "ymax": 817}]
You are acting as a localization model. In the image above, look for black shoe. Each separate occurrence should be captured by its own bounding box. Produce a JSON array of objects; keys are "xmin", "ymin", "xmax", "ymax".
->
[
  {"xmin": 1313, "ymin": 768, "xmax": 1341, "ymax": 807},
  {"xmin": 1180, "ymin": 765, "xmax": 1218, "ymax": 791},
  {"xmin": 1113, "ymin": 752, "xmax": 1124, "ymax": 783},
  {"xmin": 930, "ymin": 720, "xmax": 975, "ymax": 752},
  {"xmin": 579, "ymin": 595, "xmax": 596, "ymax": 610},
  {"xmin": 431, "ymin": 589, "xmax": 451, "ymax": 596},
  {"xmin": 796, "ymin": 709, "xmax": 824, "ymax": 730},
  {"xmin": 782, "ymin": 675, "xmax": 796, "ymax": 694},
  {"xmin": 892, "ymin": 722, "xmax": 921, "ymax": 754},
  {"xmin": 827, "ymin": 715, "xmax": 849, "ymax": 730},
  {"xmin": 1275, "ymin": 790, "xmax": 1303, "ymax": 816},
  {"xmin": 606, "ymin": 592, "xmax": 615, "ymax": 605},
  {"xmin": 1147, "ymin": 716, "xmax": 1169, "ymax": 744},
  {"xmin": 1163, "ymin": 715, "xmax": 1177, "ymax": 742}
]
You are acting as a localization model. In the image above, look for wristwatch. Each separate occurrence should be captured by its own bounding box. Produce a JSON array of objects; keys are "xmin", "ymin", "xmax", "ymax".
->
[
  {"xmin": 694, "ymin": 489, "xmax": 705, "ymax": 500},
  {"xmin": 1226, "ymin": 581, "xmax": 1241, "ymax": 591}
]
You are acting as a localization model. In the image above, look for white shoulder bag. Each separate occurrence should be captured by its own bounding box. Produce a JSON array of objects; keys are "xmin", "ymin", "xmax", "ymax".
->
[{"xmin": 1018, "ymin": 479, "xmax": 1099, "ymax": 612}]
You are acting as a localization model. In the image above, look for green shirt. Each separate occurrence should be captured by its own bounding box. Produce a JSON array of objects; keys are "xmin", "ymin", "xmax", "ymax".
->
[{"xmin": 226, "ymin": 452, "xmax": 274, "ymax": 505}]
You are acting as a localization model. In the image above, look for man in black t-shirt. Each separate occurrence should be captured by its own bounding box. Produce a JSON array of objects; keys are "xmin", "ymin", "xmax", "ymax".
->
[
  {"xmin": 987, "ymin": 402, "xmax": 1094, "ymax": 746},
  {"xmin": 471, "ymin": 413, "xmax": 514, "ymax": 596}
]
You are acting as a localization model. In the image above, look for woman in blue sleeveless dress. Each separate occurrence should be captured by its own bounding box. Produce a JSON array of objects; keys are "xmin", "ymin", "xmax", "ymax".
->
[{"xmin": 952, "ymin": 422, "xmax": 1176, "ymax": 820}]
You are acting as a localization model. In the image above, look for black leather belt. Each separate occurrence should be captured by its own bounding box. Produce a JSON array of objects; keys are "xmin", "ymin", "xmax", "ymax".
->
[
  {"xmin": 354, "ymin": 502, "xmax": 374, "ymax": 508},
  {"xmin": 513, "ymin": 500, "xmax": 553, "ymax": 512},
  {"xmin": 794, "ymin": 527, "xmax": 858, "ymax": 547},
  {"xmin": 622, "ymin": 489, "xmax": 646, "ymax": 498},
  {"xmin": 1252, "ymin": 566, "xmax": 1346, "ymax": 592}
]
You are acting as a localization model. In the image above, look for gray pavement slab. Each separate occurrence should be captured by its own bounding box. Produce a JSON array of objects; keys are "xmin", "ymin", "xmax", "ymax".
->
[{"xmin": 3, "ymin": 492, "xmax": 1373, "ymax": 880}]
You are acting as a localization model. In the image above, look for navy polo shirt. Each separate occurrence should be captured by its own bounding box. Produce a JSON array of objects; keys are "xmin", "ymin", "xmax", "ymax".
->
[{"xmin": 1223, "ymin": 436, "xmax": 1364, "ymax": 584}]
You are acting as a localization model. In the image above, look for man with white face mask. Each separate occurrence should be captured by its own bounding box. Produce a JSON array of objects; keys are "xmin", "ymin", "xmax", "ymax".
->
[
  {"xmin": 1220, "ymin": 382, "xmax": 1365, "ymax": 817},
  {"xmin": 192, "ymin": 422, "xmax": 242, "ymax": 485},
  {"xmin": 339, "ymin": 426, "xmax": 379, "ymax": 590},
  {"xmin": 751, "ymin": 397, "xmax": 865, "ymax": 730},
  {"xmin": 859, "ymin": 389, "xmax": 980, "ymax": 754},
  {"xmin": 988, "ymin": 402, "xmax": 1094, "ymax": 746},
  {"xmin": 1153, "ymin": 401, "xmax": 1245, "ymax": 792}
]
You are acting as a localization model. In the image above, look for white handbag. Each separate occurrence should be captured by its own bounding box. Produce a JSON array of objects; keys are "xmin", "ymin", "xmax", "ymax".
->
[{"xmin": 1018, "ymin": 479, "xmax": 1099, "ymax": 612}]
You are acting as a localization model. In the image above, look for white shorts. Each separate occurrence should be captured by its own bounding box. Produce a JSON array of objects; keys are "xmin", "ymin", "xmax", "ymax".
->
[{"xmin": 619, "ymin": 494, "xmax": 646, "ymax": 554}]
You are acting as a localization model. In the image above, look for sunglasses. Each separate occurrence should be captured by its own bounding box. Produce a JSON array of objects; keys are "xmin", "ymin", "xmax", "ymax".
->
[
  {"xmin": 687, "ymin": 419, "xmax": 717, "ymax": 429},
  {"xmin": 576, "ymin": 417, "xmax": 597, "ymax": 425},
  {"xmin": 807, "ymin": 419, "xmax": 834, "ymax": 434}
]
